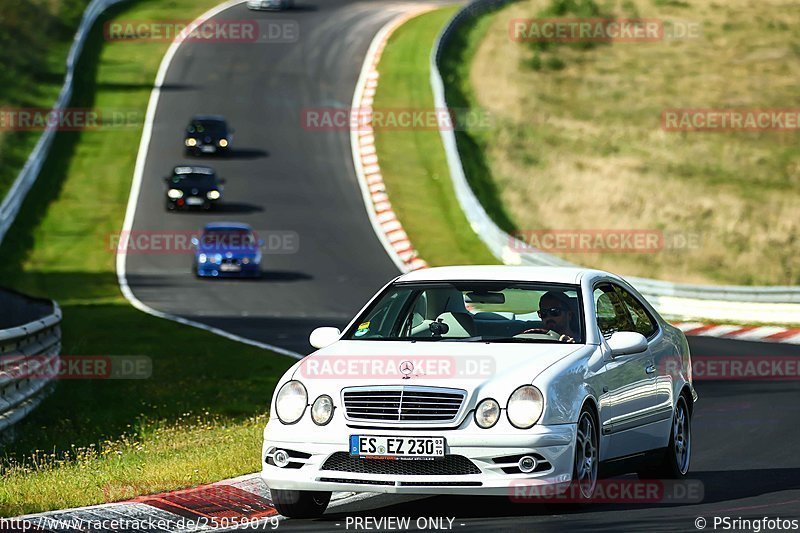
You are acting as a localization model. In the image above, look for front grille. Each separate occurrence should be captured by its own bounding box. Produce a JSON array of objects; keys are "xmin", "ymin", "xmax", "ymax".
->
[
  {"xmin": 342, "ymin": 386, "xmax": 466, "ymax": 424},
  {"xmin": 321, "ymin": 452, "xmax": 480, "ymax": 476}
]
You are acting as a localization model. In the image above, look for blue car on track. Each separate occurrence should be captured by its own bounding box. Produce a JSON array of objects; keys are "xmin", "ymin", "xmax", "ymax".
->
[{"xmin": 192, "ymin": 223, "xmax": 263, "ymax": 278}]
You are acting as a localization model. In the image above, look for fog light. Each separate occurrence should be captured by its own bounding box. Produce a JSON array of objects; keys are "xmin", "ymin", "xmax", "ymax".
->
[
  {"xmin": 273, "ymin": 449, "xmax": 290, "ymax": 468},
  {"xmin": 518, "ymin": 455, "xmax": 537, "ymax": 473}
]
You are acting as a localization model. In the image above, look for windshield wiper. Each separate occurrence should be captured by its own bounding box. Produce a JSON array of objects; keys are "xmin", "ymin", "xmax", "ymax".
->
[{"xmin": 483, "ymin": 337, "xmax": 563, "ymax": 343}]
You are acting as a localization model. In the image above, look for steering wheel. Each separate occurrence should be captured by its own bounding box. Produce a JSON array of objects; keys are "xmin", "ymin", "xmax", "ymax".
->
[{"xmin": 514, "ymin": 328, "xmax": 576, "ymax": 343}]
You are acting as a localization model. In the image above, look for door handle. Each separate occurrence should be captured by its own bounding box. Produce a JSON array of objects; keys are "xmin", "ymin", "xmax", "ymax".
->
[{"xmin": 645, "ymin": 364, "xmax": 657, "ymax": 374}]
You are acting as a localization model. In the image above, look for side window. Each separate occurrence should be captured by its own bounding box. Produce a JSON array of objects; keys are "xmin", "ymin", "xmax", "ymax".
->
[
  {"xmin": 613, "ymin": 285, "xmax": 658, "ymax": 338},
  {"xmin": 593, "ymin": 284, "xmax": 634, "ymax": 338}
]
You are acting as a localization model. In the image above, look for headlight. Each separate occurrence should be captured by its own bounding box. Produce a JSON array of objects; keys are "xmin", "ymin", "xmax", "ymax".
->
[
  {"xmin": 206, "ymin": 190, "xmax": 220, "ymax": 200},
  {"xmin": 167, "ymin": 189, "xmax": 183, "ymax": 199},
  {"xmin": 185, "ymin": 138, "xmax": 197, "ymax": 147},
  {"xmin": 242, "ymin": 257, "xmax": 250, "ymax": 264},
  {"xmin": 275, "ymin": 381, "xmax": 307, "ymax": 424},
  {"xmin": 506, "ymin": 385, "xmax": 544, "ymax": 429},
  {"xmin": 474, "ymin": 398, "xmax": 500, "ymax": 429},
  {"xmin": 198, "ymin": 253, "xmax": 207, "ymax": 264},
  {"xmin": 311, "ymin": 395, "xmax": 333, "ymax": 425},
  {"xmin": 219, "ymin": 139, "xmax": 228, "ymax": 147}
]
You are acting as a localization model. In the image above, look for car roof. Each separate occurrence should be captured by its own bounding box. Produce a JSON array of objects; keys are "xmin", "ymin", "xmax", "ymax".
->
[
  {"xmin": 203, "ymin": 222, "xmax": 252, "ymax": 231},
  {"xmin": 395, "ymin": 265, "xmax": 607, "ymax": 285},
  {"xmin": 172, "ymin": 165, "xmax": 216, "ymax": 175},
  {"xmin": 190, "ymin": 115, "xmax": 226, "ymax": 123}
]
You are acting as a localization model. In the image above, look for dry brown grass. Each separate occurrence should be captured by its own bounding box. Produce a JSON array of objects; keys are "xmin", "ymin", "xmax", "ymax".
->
[{"xmin": 468, "ymin": 0, "xmax": 800, "ymax": 285}]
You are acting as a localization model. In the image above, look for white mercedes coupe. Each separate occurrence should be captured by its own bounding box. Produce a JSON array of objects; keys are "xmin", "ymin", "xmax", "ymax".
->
[{"xmin": 262, "ymin": 266, "xmax": 696, "ymax": 517}]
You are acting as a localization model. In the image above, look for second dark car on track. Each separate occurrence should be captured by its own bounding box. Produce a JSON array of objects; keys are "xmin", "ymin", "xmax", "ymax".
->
[{"xmin": 164, "ymin": 166, "xmax": 224, "ymax": 210}]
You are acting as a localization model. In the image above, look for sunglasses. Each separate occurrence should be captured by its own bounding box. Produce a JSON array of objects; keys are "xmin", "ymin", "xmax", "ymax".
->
[{"xmin": 538, "ymin": 307, "xmax": 564, "ymax": 319}]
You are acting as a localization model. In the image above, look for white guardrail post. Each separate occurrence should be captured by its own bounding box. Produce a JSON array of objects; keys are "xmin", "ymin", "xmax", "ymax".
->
[
  {"xmin": 0, "ymin": 0, "xmax": 130, "ymax": 245},
  {"xmin": 0, "ymin": 300, "xmax": 62, "ymax": 433},
  {"xmin": 430, "ymin": 0, "xmax": 800, "ymax": 323}
]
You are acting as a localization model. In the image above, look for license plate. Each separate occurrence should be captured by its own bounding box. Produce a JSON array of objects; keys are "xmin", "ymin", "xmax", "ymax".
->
[
  {"xmin": 186, "ymin": 197, "xmax": 204, "ymax": 205},
  {"xmin": 220, "ymin": 263, "xmax": 241, "ymax": 272},
  {"xmin": 349, "ymin": 435, "xmax": 445, "ymax": 459},
  {"xmin": 201, "ymin": 145, "xmax": 216, "ymax": 153}
]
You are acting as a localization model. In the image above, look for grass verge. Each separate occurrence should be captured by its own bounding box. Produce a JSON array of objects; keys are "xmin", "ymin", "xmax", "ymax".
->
[
  {"xmin": 465, "ymin": 0, "xmax": 800, "ymax": 286},
  {"xmin": 372, "ymin": 7, "xmax": 498, "ymax": 266},
  {"xmin": 0, "ymin": 0, "xmax": 294, "ymax": 516},
  {"xmin": 0, "ymin": 1, "xmax": 92, "ymax": 202}
]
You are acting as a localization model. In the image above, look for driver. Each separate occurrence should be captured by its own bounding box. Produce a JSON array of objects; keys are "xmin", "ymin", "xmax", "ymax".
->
[{"xmin": 522, "ymin": 291, "xmax": 579, "ymax": 343}]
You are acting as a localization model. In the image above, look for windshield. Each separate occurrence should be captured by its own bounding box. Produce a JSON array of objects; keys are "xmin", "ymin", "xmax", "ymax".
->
[
  {"xmin": 169, "ymin": 173, "xmax": 216, "ymax": 186},
  {"xmin": 188, "ymin": 120, "xmax": 226, "ymax": 135},
  {"xmin": 344, "ymin": 281, "xmax": 584, "ymax": 343}
]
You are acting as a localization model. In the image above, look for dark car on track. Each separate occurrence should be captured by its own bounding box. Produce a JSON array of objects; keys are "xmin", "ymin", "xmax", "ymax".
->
[
  {"xmin": 184, "ymin": 115, "xmax": 233, "ymax": 156},
  {"xmin": 164, "ymin": 166, "xmax": 224, "ymax": 210},
  {"xmin": 192, "ymin": 223, "xmax": 263, "ymax": 278}
]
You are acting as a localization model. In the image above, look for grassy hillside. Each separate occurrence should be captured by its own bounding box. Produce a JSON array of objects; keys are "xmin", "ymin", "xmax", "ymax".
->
[{"xmin": 459, "ymin": 0, "xmax": 799, "ymax": 285}]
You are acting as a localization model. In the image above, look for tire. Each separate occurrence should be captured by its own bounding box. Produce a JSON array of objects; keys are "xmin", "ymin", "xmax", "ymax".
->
[
  {"xmin": 638, "ymin": 395, "xmax": 691, "ymax": 479},
  {"xmin": 270, "ymin": 489, "xmax": 330, "ymax": 518},
  {"xmin": 569, "ymin": 407, "xmax": 599, "ymax": 502}
]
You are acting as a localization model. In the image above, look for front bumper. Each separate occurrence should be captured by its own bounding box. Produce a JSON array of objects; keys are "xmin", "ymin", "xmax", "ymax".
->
[
  {"xmin": 261, "ymin": 417, "xmax": 576, "ymax": 496},
  {"xmin": 196, "ymin": 262, "xmax": 261, "ymax": 278},
  {"xmin": 186, "ymin": 143, "xmax": 228, "ymax": 155},
  {"xmin": 167, "ymin": 197, "xmax": 218, "ymax": 210}
]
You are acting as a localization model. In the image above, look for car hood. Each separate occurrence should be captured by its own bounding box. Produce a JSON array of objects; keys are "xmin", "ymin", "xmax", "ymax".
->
[{"xmin": 291, "ymin": 340, "xmax": 585, "ymax": 396}]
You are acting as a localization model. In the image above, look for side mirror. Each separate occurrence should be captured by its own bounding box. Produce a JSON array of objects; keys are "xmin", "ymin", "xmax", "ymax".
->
[
  {"xmin": 190, "ymin": 237, "xmax": 199, "ymax": 248},
  {"xmin": 258, "ymin": 239, "xmax": 265, "ymax": 248},
  {"xmin": 607, "ymin": 331, "xmax": 648, "ymax": 357},
  {"xmin": 309, "ymin": 327, "xmax": 341, "ymax": 349}
]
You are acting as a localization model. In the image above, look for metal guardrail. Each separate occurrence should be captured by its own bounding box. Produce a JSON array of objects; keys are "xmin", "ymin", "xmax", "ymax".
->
[
  {"xmin": 430, "ymin": 0, "xmax": 800, "ymax": 322},
  {"xmin": 0, "ymin": 0, "xmax": 130, "ymax": 246},
  {"xmin": 0, "ymin": 298, "xmax": 62, "ymax": 433}
]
